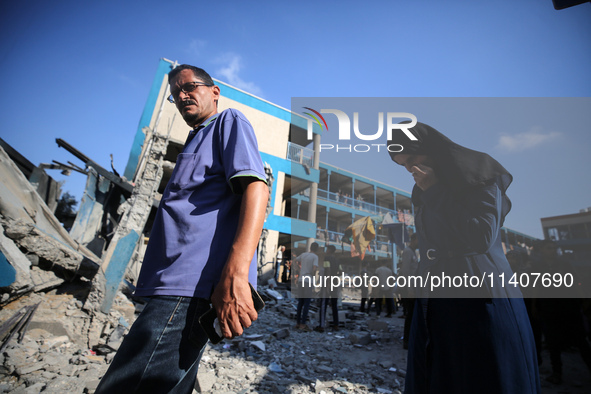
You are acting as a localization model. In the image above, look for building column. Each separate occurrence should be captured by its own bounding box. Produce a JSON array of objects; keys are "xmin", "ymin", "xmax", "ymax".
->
[
  {"xmin": 393, "ymin": 244, "xmax": 398, "ymax": 273},
  {"xmin": 325, "ymin": 207, "xmax": 331, "ymax": 246},
  {"xmin": 307, "ymin": 132, "xmax": 321, "ymax": 249}
]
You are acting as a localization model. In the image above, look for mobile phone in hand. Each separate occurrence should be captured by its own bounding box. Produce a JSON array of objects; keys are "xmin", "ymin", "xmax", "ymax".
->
[{"xmin": 198, "ymin": 283, "xmax": 265, "ymax": 344}]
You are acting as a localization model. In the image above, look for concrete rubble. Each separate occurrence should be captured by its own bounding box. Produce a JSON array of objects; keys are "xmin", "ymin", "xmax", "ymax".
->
[
  {"xmin": 0, "ymin": 281, "xmax": 136, "ymax": 393},
  {"xmin": 1, "ymin": 282, "xmax": 411, "ymax": 394},
  {"xmin": 192, "ymin": 294, "xmax": 591, "ymax": 394},
  {"xmin": 2, "ymin": 285, "xmax": 591, "ymax": 394},
  {"xmin": 0, "ymin": 144, "xmax": 101, "ymax": 305}
]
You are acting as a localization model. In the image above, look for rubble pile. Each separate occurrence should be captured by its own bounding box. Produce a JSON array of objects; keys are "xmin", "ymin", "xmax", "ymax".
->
[
  {"xmin": 1, "ymin": 281, "xmax": 410, "ymax": 394},
  {"xmin": 0, "ymin": 280, "xmax": 137, "ymax": 393},
  {"xmin": 0, "ymin": 145, "xmax": 101, "ymax": 304},
  {"xmin": 194, "ymin": 293, "xmax": 408, "ymax": 394},
  {"xmin": 2, "ymin": 283, "xmax": 591, "ymax": 394}
]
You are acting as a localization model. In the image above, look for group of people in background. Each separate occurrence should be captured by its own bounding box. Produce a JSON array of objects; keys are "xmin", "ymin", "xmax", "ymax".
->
[
  {"xmin": 275, "ymin": 208, "xmax": 591, "ymax": 390},
  {"xmin": 278, "ymin": 232, "xmax": 591, "ymax": 388},
  {"xmin": 289, "ymin": 242, "xmax": 343, "ymax": 332},
  {"xmin": 281, "ymin": 231, "xmax": 591, "ymax": 390},
  {"xmin": 289, "ymin": 241, "xmax": 412, "ymax": 335},
  {"xmin": 359, "ymin": 261, "xmax": 398, "ymax": 318},
  {"xmin": 505, "ymin": 239, "xmax": 591, "ymax": 385}
]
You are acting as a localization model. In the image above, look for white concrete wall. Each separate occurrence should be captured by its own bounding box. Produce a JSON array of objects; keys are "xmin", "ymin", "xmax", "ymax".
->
[{"xmin": 218, "ymin": 96, "xmax": 290, "ymax": 157}]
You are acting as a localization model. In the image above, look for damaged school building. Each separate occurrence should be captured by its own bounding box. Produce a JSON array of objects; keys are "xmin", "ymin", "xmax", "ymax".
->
[
  {"xmin": 0, "ymin": 58, "xmax": 544, "ymax": 392},
  {"xmin": 1, "ymin": 57, "xmax": 538, "ymax": 313}
]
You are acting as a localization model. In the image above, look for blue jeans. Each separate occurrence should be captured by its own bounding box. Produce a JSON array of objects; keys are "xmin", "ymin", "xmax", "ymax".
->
[
  {"xmin": 318, "ymin": 297, "xmax": 339, "ymax": 328},
  {"xmin": 95, "ymin": 296, "xmax": 211, "ymax": 394},
  {"xmin": 296, "ymin": 298, "xmax": 312, "ymax": 325},
  {"xmin": 274, "ymin": 260, "xmax": 281, "ymax": 281}
]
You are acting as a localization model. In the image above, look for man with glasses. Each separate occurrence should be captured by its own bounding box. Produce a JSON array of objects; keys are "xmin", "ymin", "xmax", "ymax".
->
[{"xmin": 96, "ymin": 65, "xmax": 268, "ymax": 393}]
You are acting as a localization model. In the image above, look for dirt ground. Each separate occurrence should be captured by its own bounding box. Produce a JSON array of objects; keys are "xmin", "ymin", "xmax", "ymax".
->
[{"xmin": 2, "ymin": 283, "xmax": 590, "ymax": 393}]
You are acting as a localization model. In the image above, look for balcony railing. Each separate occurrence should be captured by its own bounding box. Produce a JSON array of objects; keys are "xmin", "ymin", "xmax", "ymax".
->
[
  {"xmin": 316, "ymin": 188, "xmax": 399, "ymax": 217},
  {"xmin": 295, "ymin": 188, "xmax": 415, "ymax": 228},
  {"xmin": 315, "ymin": 229, "xmax": 344, "ymax": 243},
  {"xmin": 313, "ymin": 230, "xmax": 393, "ymax": 256},
  {"xmin": 287, "ymin": 142, "xmax": 314, "ymax": 168}
]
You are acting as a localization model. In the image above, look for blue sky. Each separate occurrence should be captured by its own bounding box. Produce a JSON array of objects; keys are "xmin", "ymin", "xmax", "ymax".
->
[{"xmin": 0, "ymin": 0, "xmax": 589, "ymax": 239}]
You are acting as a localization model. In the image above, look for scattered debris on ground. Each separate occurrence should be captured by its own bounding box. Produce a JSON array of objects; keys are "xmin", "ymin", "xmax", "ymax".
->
[
  {"xmin": 1, "ymin": 281, "xmax": 410, "ymax": 394},
  {"xmin": 0, "ymin": 279, "xmax": 136, "ymax": 393},
  {"xmin": 2, "ymin": 283, "xmax": 590, "ymax": 394}
]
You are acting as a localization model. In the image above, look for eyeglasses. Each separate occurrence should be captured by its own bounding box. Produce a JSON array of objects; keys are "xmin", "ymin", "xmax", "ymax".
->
[{"xmin": 168, "ymin": 82, "xmax": 213, "ymax": 103}]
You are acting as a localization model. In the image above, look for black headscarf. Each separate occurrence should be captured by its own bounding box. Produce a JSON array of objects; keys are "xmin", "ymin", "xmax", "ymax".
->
[{"xmin": 388, "ymin": 122, "xmax": 513, "ymax": 218}]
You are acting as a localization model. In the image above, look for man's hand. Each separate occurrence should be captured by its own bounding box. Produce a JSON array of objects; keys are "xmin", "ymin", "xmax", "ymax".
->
[
  {"xmin": 411, "ymin": 164, "xmax": 438, "ymax": 191},
  {"xmin": 211, "ymin": 276, "xmax": 257, "ymax": 338}
]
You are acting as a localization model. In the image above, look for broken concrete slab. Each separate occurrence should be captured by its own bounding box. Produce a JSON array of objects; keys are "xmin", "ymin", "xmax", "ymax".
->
[
  {"xmin": 264, "ymin": 288, "xmax": 284, "ymax": 300},
  {"xmin": 29, "ymin": 266, "xmax": 64, "ymax": 293},
  {"xmin": 249, "ymin": 340, "xmax": 266, "ymax": 352},
  {"xmin": 316, "ymin": 365, "xmax": 333, "ymax": 373},
  {"xmin": 348, "ymin": 332, "xmax": 372, "ymax": 346},
  {"xmin": 272, "ymin": 327, "xmax": 290, "ymax": 339},
  {"xmin": 2, "ymin": 219, "xmax": 99, "ymax": 279},
  {"xmin": 367, "ymin": 319, "xmax": 389, "ymax": 332},
  {"xmin": 0, "ymin": 146, "xmax": 100, "ymax": 269},
  {"xmin": 195, "ymin": 368, "xmax": 216, "ymax": 393},
  {"xmin": 106, "ymin": 325, "xmax": 126, "ymax": 351},
  {"xmin": 26, "ymin": 322, "xmax": 69, "ymax": 342},
  {"xmin": 378, "ymin": 360, "xmax": 395, "ymax": 369},
  {"xmin": 43, "ymin": 335, "xmax": 70, "ymax": 350}
]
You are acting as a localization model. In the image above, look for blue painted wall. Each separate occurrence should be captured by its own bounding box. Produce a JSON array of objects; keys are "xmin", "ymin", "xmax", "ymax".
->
[
  {"xmin": 260, "ymin": 151, "xmax": 317, "ymax": 238},
  {"xmin": 100, "ymin": 230, "xmax": 140, "ymax": 313}
]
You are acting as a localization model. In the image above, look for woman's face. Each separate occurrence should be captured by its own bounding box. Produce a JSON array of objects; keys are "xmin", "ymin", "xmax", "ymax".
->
[{"xmin": 393, "ymin": 154, "xmax": 435, "ymax": 173}]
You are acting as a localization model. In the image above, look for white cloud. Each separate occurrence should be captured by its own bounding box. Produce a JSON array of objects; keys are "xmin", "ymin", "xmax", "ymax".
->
[
  {"xmin": 186, "ymin": 39, "xmax": 206, "ymax": 55},
  {"xmin": 496, "ymin": 127, "xmax": 562, "ymax": 153},
  {"xmin": 215, "ymin": 53, "xmax": 263, "ymax": 97}
]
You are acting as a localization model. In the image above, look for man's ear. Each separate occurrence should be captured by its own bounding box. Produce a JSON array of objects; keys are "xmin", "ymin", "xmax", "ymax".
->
[{"xmin": 212, "ymin": 85, "xmax": 221, "ymax": 107}]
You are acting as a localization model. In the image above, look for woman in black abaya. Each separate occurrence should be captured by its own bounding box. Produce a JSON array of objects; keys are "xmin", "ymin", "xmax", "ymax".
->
[{"xmin": 389, "ymin": 122, "xmax": 540, "ymax": 393}]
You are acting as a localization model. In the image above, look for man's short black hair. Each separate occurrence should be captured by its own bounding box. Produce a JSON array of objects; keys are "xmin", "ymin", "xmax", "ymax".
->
[
  {"xmin": 168, "ymin": 64, "xmax": 215, "ymax": 86},
  {"xmin": 310, "ymin": 242, "xmax": 319, "ymax": 252},
  {"xmin": 326, "ymin": 245, "xmax": 336, "ymax": 253}
]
